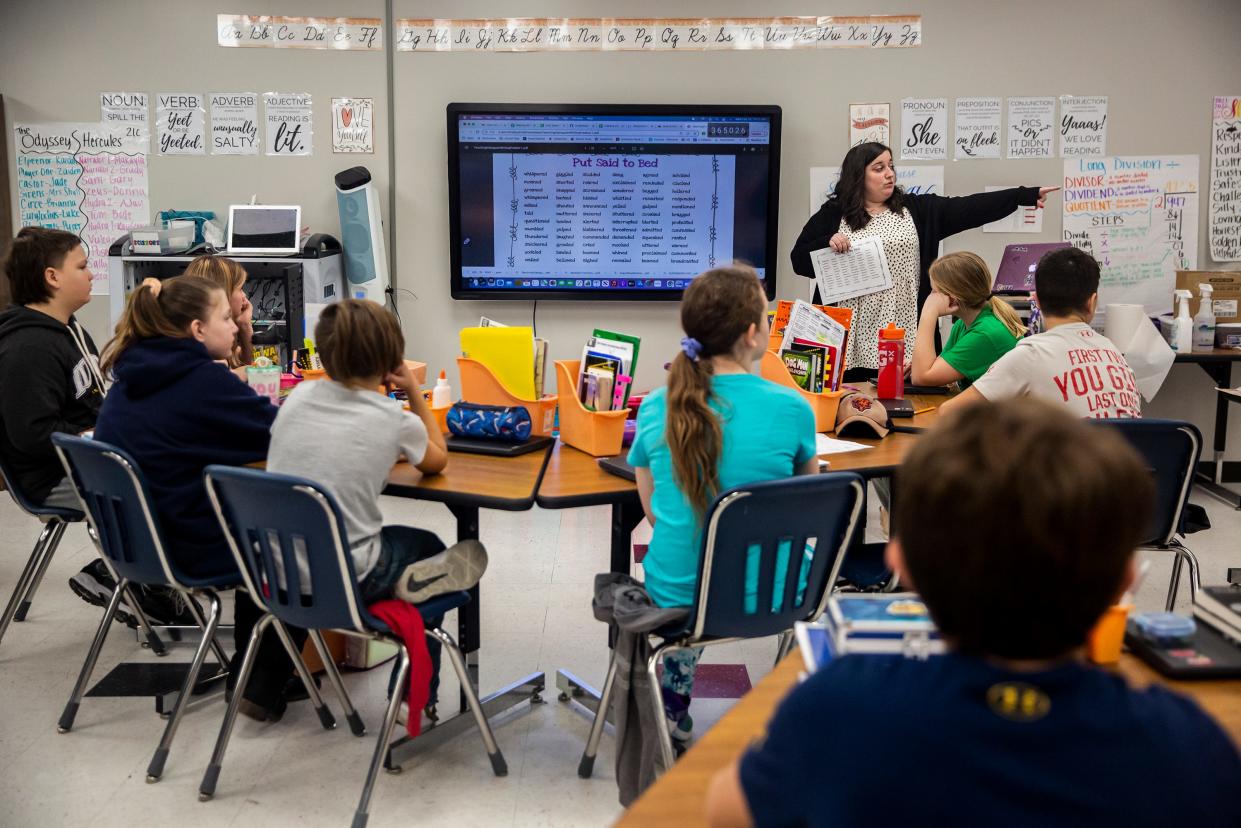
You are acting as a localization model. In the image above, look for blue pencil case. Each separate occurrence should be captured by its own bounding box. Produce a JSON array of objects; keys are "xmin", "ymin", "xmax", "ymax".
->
[{"xmin": 446, "ymin": 402, "xmax": 532, "ymax": 443}]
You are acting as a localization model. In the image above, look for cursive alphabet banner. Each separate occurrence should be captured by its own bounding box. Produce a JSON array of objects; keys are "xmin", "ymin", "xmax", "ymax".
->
[
  {"xmin": 218, "ymin": 15, "xmax": 382, "ymax": 50},
  {"xmin": 394, "ymin": 16, "xmax": 922, "ymax": 52}
]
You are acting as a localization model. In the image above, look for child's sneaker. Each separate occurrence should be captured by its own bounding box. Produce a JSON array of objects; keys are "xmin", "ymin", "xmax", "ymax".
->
[{"xmin": 396, "ymin": 540, "xmax": 488, "ymax": 604}]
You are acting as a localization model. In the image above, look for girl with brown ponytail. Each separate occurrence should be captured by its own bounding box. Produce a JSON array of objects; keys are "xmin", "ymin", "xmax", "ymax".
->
[
  {"xmin": 628, "ymin": 265, "xmax": 819, "ymax": 747},
  {"xmin": 910, "ymin": 251, "xmax": 1025, "ymax": 389},
  {"xmin": 182, "ymin": 254, "xmax": 254, "ymax": 371}
]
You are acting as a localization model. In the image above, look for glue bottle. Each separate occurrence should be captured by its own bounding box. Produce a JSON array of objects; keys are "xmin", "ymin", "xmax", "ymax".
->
[
  {"xmin": 1194, "ymin": 283, "xmax": 1216, "ymax": 351},
  {"xmin": 431, "ymin": 369, "xmax": 452, "ymax": 408},
  {"xmin": 876, "ymin": 323, "xmax": 906, "ymax": 399},
  {"xmin": 1170, "ymin": 290, "xmax": 1193, "ymax": 353}
]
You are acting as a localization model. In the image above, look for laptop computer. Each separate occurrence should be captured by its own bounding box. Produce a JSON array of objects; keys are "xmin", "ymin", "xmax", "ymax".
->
[
  {"xmin": 226, "ymin": 205, "xmax": 302, "ymax": 256},
  {"xmin": 992, "ymin": 242, "xmax": 1072, "ymax": 294}
]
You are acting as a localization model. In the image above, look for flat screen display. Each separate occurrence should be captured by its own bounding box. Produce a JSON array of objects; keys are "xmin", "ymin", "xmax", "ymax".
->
[
  {"xmin": 227, "ymin": 205, "xmax": 300, "ymax": 254},
  {"xmin": 447, "ymin": 103, "xmax": 781, "ymax": 300}
]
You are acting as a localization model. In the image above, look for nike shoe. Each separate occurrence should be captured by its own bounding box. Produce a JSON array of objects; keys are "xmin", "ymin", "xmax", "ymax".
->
[
  {"xmin": 69, "ymin": 560, "xmax": 139, "ymax": 628},
  {"xmin": 396, "ymin": 540, "xmax": 488, "ymax": 604},
  {"xmin": 69, "ymin": 560, "xmax": 199, "ymax": 628}
]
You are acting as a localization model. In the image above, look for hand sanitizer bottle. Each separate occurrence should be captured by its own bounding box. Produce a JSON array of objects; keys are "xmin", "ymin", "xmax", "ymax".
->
[
  {"xmin": 1194, "ymin": 283, "xmax": 1216, "ymax": 351},
  {"xmin": 1171, "ymin": 290, "xmax": 1193, "ymax": 353}
]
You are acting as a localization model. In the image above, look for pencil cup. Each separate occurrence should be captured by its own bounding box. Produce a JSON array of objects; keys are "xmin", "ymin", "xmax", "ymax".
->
[
  {"xmin": 1087, "ymin": 604, "xmax": 1132, "ymax": 665},
  {"xmin": 555, "ymin": 360, "xmax": 629, "ymax": 457},
  {"xmin": 246, "ymin": 364, "xmax": 281, "ymax": 404},
  {"xmin": 457, "ymin": 357, "xmax": 558, "ymax": 437},
  {"xmin": 760, "ymin": 350, "xmax": 844, "ymax": 432}
]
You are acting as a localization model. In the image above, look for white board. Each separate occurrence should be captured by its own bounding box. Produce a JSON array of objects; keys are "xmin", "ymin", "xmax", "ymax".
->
[{"xmin": 1062, "ymin": 155, "xmax": 1199, "ymax": 314}]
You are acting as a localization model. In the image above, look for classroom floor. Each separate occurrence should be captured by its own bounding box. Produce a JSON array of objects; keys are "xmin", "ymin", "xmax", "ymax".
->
[{"xmin": 1, "ymin": 485, "xmax": 1236, "ymax": 827}]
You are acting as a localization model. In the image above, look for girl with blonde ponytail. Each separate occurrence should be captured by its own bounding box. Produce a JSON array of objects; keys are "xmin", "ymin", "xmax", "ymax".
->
[
  {"xmin": 911, "ymin": 251, "xmax": 1024, "ymax": 388},
  {"xmin": 628, "ymin": 265, "xmax": 819, "ymax": 747}
]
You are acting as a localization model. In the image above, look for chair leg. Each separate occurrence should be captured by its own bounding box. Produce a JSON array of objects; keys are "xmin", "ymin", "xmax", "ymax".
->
[
  {"xmin": 270, "ymin": 619, "xmax": 335, "ymax": 731},
  {"xmin": 0, "ymin": 521, "xmax": 59, "ymax": 647},
  {"xmin": 310, "ymin": 630, "xmax": 365, "ymax": 736},
  {"xmin": 121, "ymin": 583, "xmax": 168, "ymax": 656},
  {"xmin": 179, "ymin": 588, "xmax": 231, "ymax": 669},
  {"xmin": 429, "ymin": 625, "xmax": 507, "ymax": 777},
  {"xmin": 775, "ymin": 631, "xmax": 796, "ymax": 666},
  {"xmin": 1165, "ymin": 543, "xmax": 1202, "ymax": 611},
  {"xmin": 15, "ymin": 520, "xmax": 66, "ymax": 623},
  {"xmin": 199, "ymin": 614, "xmax": 272, "ymax": 802},
  {"xmin": 645, "ymin": 643, "xmax": 678, "ymax": 772},
  {"xmin": 353, "ymin": 646, "xmax": 410, "ymax": 828},
  {"xmin": 58, "ymin": 579, "xmax": 126, "ymax": 733},
  {"xmin": 146, "ymin": 591, "xmax": 223, "ymax": 783},
  {"xmin": 578, "ymin": 649, "xmax": 620, "ymax": 779}
]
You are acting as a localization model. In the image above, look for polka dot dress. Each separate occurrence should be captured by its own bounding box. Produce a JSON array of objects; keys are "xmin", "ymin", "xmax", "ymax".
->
[{"xmin": 833, "ymin": 208, "xmax": 920, "ymax": 371}]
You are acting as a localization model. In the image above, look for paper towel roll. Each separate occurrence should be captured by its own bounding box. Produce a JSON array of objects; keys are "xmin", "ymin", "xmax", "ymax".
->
[{"xmin": 1104, "ymin": 304, "xmax": 1147, "ymax": 351}]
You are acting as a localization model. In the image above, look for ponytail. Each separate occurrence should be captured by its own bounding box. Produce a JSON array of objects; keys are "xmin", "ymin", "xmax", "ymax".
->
[
  {"xmin": 101, "ymin": 275, "xmax": 224, "ymax": 374},
  {"xmin": 988, "ymin": 295, "xmax": 1028, "ymax": 339},
  {"xmin": 929, "ymin": 251, "xmax": 1026, "ymax": 339},
  {"xmin": 665, "ymin": 265, "xmax": 767, "ymax": 516},
  {"xmin": 666, "ymin": 353, "xmax": 722, "ymax": 516}
]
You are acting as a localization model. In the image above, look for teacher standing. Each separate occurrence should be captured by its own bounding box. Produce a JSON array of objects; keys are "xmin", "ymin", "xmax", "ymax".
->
[{"xmin": 790, "ymin": 142, "xmax": 1057, "ymax": 376}]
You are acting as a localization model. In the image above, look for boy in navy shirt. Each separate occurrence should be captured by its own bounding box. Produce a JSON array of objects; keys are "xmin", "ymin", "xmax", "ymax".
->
[{"xmin": 707, "ymin": 399, "xmax": 1241, "ymax": 828}]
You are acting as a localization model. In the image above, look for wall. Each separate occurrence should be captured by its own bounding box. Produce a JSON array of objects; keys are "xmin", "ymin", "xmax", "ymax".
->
[{"xmin": 5, "ymin": 0, "xmax": 1241, "ymax": 445}]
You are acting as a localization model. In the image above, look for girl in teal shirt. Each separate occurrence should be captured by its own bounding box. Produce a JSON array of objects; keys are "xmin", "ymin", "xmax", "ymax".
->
[
  {"xmin": 628, "ymin": 266, "xmax": 818, "ymax": 748},
  {"xmin": 910, "ymin": 251, "xmax": 1025, "ymax": 389}
]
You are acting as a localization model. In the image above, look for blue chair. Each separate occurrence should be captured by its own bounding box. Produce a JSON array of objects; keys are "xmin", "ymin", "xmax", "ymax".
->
[
  {"xmin": 1093, "ymin": 418, "xmax": 1203, "ymax": 610},
  {"xmin": 578, "ymin": 471, "xmax": 865, "ymax": 775},
  {"xmin": 202, "ymin": 465, "xmax": 506, "ymax": 828},
  {"xmin": 0, "ymin": 448, "xmax": 83, "ymax": 649},
  {"xmin": 50, "ymin": 433, "xmax": 238, "ymax": 782}
]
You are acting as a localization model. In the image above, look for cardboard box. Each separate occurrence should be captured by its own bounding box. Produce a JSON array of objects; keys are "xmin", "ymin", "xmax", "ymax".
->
[
  {"xmin": 300, "ymin": 629, "xmax": 348, "ymax": 674},
  {"xmin": 1176, "ymin": 271, "xmax": 1241, "ymax": 322}
]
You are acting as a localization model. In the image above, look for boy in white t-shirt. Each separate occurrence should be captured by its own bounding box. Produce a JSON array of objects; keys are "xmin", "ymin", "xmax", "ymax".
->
[{"xmin": 940, "ymin": 247, "xmax": 1141, "ymax": 419}]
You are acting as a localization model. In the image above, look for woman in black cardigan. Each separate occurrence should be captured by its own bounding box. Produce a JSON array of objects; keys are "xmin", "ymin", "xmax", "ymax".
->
[{"xmin": 791, "ymin": 142, "xmax": 1057, "ymax": 376}]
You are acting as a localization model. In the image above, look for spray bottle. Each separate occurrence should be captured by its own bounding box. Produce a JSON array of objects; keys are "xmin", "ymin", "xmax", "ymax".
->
[
  {"xmin": 1170, "ymin": 289, "xmax": 1193, "ymax": 353},
  {"xmin": 1194, "ymin": 283, "xmax": 1217, "ymax": 351}
]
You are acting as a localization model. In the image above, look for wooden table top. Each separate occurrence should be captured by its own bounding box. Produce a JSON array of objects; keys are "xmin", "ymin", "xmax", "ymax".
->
[
  {"xmin": 617, "ymin": 651, "xmax": 1241, "ymax": 827},
  {"xmin": 383, "ymin": 445, "xmax": 552, "ymax": 510},
  {"xmin": 536, "ymin": 441, "xmax": 639, "ymax": 508}
]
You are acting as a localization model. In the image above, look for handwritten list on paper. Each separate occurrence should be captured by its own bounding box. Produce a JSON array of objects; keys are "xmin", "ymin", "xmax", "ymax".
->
[
  {"xmin": 900, "ymin": 99, "xmax": 947, "ymax": 160},
  {"xmin": 1060, "ymin": 96, "xmax": 1107, "ymax": 157},
  {"xmin": 1007, "ymin": 97, "xmax": 1055, "ymax": 159},
  {"xmin": 954, "ymin": 97, "xmax": 1002, "ymax": 160},
  {"xmin": 1062, "ymin": 155, "xmax": 1199, "ymax": 312},
  {"xmin": 1210, "ymin": 96, "xmax": 1241, "ymax": 262},
  {"xmin": 14, "ymin": 123, "xmax": 150, "ymax": 295}
]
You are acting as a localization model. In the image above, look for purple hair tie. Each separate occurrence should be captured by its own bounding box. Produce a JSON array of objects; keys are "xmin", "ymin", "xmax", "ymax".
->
[{"xmin": 680, "ymin": 336, "xmax": 703, "ymax": 362}]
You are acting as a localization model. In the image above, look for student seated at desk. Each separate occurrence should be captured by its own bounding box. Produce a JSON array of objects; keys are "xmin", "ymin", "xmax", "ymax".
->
[
  {"xmin": 95, "ymin": 275, "xmax": 298, "ymax": 721},
  {"xmin": 940, "ymin": 247, "xmax": 1140, "ymax": 418},
  {"xmin": 267, "ymin": 299, "xmax": 486, "ymax": 719},
  {"xmin": 706, "ymin": 400, "xmax": 1241, "ymax": 828},
  {"xmin": 183, "ymin": 254, "xmax": 254, "ymax": 375},
  {"xmin": 629, "ymin": 265, "xmax": 818, "ymax": 749},
  {"xmin": 0, "ymin": 228, "xmax": 179, "ymax": 626},
  {"xmin": 910, "ymin": 251, "xmax": 1024, "ymax": 388}
]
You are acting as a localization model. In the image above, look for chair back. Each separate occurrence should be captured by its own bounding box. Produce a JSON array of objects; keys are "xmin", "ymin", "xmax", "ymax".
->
[
  {"xmin": 204, "ymin": 465, "xmax": 371, "ymax": 633},
  {"xmin": 0, "ymin": 442, "xmax": 81, "ymax": 520},
  {"xmin": 1093, "ymin": 418, "xmax": 1201, "ymax": 546},
  {"xmin": 689, "ymin": 471, "xmax": 865, "ymax": 642},
  {"xmin": 50, "ymin": 433, "xmax": 178, "ymax": 586}
]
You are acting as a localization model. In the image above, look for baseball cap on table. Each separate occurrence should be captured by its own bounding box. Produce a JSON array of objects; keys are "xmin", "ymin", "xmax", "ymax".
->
[{"xmin": 834, "ymin": 392, "xmax": 890, "ymax": 438}]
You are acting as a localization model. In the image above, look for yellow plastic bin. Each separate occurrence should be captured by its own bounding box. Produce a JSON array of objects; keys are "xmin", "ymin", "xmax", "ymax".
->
[
  {"xmin": 457, "ymin": 357, "xmax": 558, "ymax": 437},
  {"xmin": 555, "ymin": 360, "xmax": 629, "ymax": 457},
  {"xmin": 760, "ymin": 349, "xmax": 844, "ymax": 432}
]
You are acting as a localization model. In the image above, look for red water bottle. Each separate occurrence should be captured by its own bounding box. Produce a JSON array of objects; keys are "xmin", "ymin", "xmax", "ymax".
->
[{"xmin": 877, "ymin": 323, "xmax": 905, "ymax": 399}]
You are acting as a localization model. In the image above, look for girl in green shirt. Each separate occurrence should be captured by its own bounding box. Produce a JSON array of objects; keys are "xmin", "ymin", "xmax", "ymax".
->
[{"xmin": 911, "ymin": 251, "xmax": 1026, "ymax": 389}]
